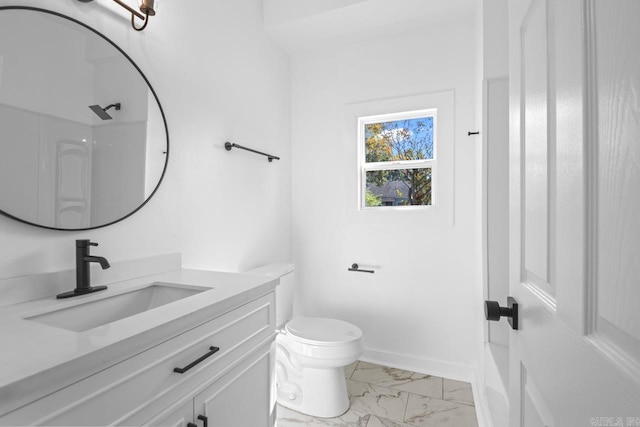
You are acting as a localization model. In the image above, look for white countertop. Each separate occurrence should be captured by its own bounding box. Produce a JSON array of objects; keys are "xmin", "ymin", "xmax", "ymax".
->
[{"xmin": 0, "ymin": 268, "xmax": 277, "ymax": 416}]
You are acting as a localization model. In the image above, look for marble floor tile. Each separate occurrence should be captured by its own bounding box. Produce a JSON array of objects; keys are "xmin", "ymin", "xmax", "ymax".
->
[
  {"xmin": 443, "ymin": 379, "xmax": 475, "ymax": 406},
  {"xmin": 345, "ymin": 361, "xmax": 359, "ymax": 378},
  {"xmin": 366, "ymin": 415, "xmax": 412, "ymax": 427},
  {"xmin": 276, "ymin": 405, "xmax": 370, "ymax": 427},
  {"xmin": 275, "ymin": 361, "xmax": 479, "ymax": 427},
  {"xmin": 403, "ymin": 394, "xmax": 478, "ymax": 427},
  {"xmin": 351, "ymin": 361, "xmax": 443, "ymax": 399},
  {"xmin": 347, "ymin": 379, "xmax": 409, "ymax": 423}
]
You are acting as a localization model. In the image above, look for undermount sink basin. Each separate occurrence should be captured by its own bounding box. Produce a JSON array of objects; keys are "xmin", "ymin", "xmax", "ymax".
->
[{"xmin": 26, "ymin": 282, "xmax": 208, "ymax": 332}]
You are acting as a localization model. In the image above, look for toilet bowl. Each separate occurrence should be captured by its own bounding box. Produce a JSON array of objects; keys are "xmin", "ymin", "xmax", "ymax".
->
[
  {"xmin": 245, "ymin": 264, "xmax": 364, "ymax": 418},
  {"xmin": 276, "ymin": 317, "xmax": 363, "ymax": 417}
]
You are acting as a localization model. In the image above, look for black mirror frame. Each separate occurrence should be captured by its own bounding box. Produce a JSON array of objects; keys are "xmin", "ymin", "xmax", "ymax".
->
[{"xmin": 0, "ymin": 6, "xmax": 169, "ymax": 231}]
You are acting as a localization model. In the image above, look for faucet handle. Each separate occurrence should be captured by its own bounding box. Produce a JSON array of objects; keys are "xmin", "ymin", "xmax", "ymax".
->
[{"xmin": 76, "ymin": 239, "xmax": 98, "ymax": 247}]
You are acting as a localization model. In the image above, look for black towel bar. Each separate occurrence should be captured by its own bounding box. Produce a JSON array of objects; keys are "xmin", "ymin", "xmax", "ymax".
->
[{"xmin": 225, "ymin": 142, "xmax": 280, "ymax": 162}]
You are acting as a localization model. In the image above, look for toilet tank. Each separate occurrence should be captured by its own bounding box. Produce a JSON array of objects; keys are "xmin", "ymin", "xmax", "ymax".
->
[{"xmin": 245, "ymin": 263, "xmax": 295, "ymax": 328}]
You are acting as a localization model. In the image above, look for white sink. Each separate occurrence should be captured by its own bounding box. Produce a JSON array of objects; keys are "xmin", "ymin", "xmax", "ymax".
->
[{"xmin": 25, "ymin": 282, "xmax": 208, "ymax": 332}]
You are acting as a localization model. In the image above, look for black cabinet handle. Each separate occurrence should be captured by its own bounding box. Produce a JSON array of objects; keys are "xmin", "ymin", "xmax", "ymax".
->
[
  {"xmin": 197, "ymin": 415, "xmax": 208, "ymax": 427},
  {"xmin": 484, "ymin": 297, "xmax": 518, "ymax": 330},
  {"xmin": 187, "ymin": 423, "xmax": 197, "ymax": 427},
  {"xmin": 173, "ymin": 346, "xmax": 220, "ymax": 374}
]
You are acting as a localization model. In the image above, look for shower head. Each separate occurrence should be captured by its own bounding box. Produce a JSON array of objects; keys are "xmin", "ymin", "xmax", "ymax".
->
[
  {"xmin": 89, "ymin": 105, "xmax": 112, "ymax": 120},
  {"xmin": 89, "ymin": 103, "xmax": 121, "ymax": 120}
]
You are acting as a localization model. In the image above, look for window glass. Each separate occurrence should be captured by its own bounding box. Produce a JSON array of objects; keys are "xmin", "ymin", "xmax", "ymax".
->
[
  {"xmin": 359, "ymin": 110, "xmax": 436, "ymax": 209},
  {"xmin": 364, "ymin": 117, "xmax": 434, "ymax": 162},
  {"xmin": 365, "ymin": 168, "xmax": 432, "ymax": 206}
]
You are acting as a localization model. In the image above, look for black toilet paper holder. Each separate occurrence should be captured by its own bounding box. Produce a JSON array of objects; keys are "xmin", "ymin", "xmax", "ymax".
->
[{"xmin": 348, "ymin": 263, "xmax": 374, "ymax": 274}]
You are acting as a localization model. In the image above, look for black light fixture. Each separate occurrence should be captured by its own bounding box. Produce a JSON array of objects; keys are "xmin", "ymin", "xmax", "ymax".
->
[{"xmin": 77, "ymin": 0, "xmax": 156, "ymax": 31}]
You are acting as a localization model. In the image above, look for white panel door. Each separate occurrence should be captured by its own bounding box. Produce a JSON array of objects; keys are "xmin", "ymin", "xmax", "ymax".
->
[{"xmin": 509, "ymin": 0, "xmax": 640, "ymax": 425}]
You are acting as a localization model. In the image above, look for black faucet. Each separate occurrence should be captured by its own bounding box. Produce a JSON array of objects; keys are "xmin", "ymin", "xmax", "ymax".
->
[{"xmin": 57, "ymin": 240, "xmax": 110, "ymax": 299}]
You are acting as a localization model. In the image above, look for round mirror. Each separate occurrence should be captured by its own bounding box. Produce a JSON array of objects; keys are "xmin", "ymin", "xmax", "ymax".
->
[{"xmin": 0, "ymin": 7, "xmax": 168, "ymax": 230}]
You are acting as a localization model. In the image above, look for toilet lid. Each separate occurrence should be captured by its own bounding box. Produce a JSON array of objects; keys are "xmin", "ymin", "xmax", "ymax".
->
[{"xmin": 285, "ymin": 317, "xmax": 363, "ymax": 346}]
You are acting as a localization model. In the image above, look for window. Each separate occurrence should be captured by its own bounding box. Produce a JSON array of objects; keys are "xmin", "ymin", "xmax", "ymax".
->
[{"xmin": 358, "ymin": 109, "xmax": 437, "ymax": 209}]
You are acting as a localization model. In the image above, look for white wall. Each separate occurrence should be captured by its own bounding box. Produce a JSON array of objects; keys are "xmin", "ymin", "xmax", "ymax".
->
[
  {"xmin": 0, "ymin": 0, "xmax": 291, "ymax": 279},
  {"xmin": 263, "ymin": 0, "xmax": 367, "ymax": 28},
  {"xmin": 291, "ymin": 16, "xmax": 482, "ymax": 376},
  {"xmin": 483, "ymin": 0, "xmax": 509, "ymax": 80}
]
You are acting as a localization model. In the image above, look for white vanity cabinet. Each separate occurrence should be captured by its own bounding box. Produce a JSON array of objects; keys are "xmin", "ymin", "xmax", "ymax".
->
[
  {"xmin": 0, "ymin": 292, "xmax": 275, "ymax": 427},
  {"xmin": 146, "ymin": 342, "xmax": 272, "ymax": 427}
]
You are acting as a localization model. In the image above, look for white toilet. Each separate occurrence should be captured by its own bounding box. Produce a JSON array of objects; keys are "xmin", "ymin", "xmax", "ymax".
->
[{"xmin": 246, "ymin": 263, "xmax": 363, "ymax": 418}]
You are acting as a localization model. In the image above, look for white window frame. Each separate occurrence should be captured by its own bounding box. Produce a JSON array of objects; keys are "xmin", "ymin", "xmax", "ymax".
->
[{"xmin": 357, "ymin": 108, "xmax": 438, "ymax": 210}]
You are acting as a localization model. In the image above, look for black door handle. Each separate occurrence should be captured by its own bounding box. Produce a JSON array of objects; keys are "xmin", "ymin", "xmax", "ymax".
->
[
  {"xmin": 197, "ymin": 415, "xmax": 208, "ymax": 427},
  {"xmin": 484, "ymin": 297, "xmax": 518, "ymax": 330},
  {"xmin": 173, "ymin": 346, "xmax": 220, "ymax": 374}
]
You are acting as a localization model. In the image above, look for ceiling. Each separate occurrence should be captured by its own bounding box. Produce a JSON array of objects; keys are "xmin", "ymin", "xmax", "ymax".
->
[{"xmin": 263, "ymin": 0, "xmax": 480, "ymax": 53}]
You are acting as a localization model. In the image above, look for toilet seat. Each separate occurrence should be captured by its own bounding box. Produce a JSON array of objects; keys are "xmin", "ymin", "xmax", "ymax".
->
[{"xmin": 285, "ymin": 317, "xmax": 362, "ymax": 346}]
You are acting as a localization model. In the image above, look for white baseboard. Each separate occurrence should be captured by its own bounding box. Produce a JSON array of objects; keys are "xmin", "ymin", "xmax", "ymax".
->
[
  {"xmin": 473, "ymin": 371, "xmax": 495, "ymax": 427},
  {"xmin": 359, "ymin": 347, "xmax": 493, "ymax": 427},
  {"xmin": 360, "ymin": 348, "xmax": 475, "ymax": 382}
]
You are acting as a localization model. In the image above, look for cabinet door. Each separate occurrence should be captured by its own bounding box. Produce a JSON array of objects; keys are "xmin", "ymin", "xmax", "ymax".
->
[
  {"xmin": 194, "ymin": 346, "xmax": 271, "ymax": 427},
  {"xmin": 143, "ymin": 399, "xmax": 193, "ymax": 427}
]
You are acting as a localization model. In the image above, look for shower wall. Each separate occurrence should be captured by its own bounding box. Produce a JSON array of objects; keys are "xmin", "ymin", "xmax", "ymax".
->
[
  {"xmin": 0, "ymin": 12, "xmax": 94, "ymax": 227},
  {"xmin": 0, "ymin": 104, "xmax": 146, "ymax": 228},
  {"xmin": 0, "ymin": 104, "xmax": 93, "ymax": 227},
  {"xmin": 91, "ymin": 121, "xmax": 147, "ymax": 225}
]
